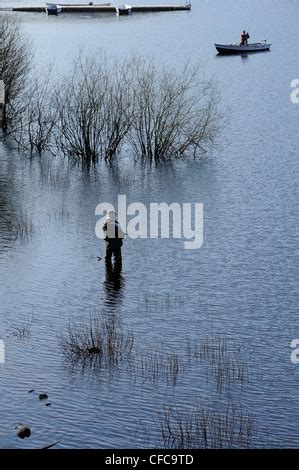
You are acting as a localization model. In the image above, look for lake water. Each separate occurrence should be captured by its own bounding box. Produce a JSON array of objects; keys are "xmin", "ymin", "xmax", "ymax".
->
[{"xmin": 0, "ymin": 0, "xmax": 298, "ymax": 448}]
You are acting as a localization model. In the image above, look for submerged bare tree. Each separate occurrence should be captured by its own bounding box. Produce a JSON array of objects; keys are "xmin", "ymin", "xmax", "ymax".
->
[
  {"xmin": 55, "ymin": 55, "xmax": 134, "ymax": 166},
  {"xmin": 12, "ymin": 73, "xmax": 58, "ymax": 154},
  {"xmin": 54, "ymin": 55, "xmax": 218, "ymax": 166},
  {"xmin": 0, "ymin": 15, "xmax": 32, "ymax": 130},
  {"xmin": 130, "ymin": 59, "xmax": 219, "ymax": 163},
  {"xmin": 1, "ymin": 44, "xmax": 219, "ymax": 164}
]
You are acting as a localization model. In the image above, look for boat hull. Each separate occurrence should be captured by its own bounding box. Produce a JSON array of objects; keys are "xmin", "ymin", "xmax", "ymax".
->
[
  {"xmin": 118, "ymin": 4, "xmax": 132, "ymax": 15},
  {"xmin": 215, "ymin": 43, "xmax": 271, "ymax": 55},
  {"xmin": 118, "ymin": 9, "xmax": 131, "ymax": 15},
  {"xmin": 46, "ymin": 3, "xmax": 62, "ymax": 15}
]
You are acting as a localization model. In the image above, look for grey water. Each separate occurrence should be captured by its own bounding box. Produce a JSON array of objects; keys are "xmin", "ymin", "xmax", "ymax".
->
[{"xmin": 0, "ymin": 0, "xmax": 298, "ymax": 448}]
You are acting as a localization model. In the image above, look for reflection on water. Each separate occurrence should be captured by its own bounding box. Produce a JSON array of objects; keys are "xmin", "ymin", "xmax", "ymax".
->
[{"xmin": 104, "ymin": 263, "xmax": 125, "ymax": 308}]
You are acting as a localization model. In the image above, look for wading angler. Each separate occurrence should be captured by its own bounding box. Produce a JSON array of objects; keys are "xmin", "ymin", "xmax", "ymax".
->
[{"xmin": 95, "ymin": 195, "xmax": 203, "ymax": 250}]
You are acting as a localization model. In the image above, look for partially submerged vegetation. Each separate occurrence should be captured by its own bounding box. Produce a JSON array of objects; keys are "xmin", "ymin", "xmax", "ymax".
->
[
  {"xmin": 13, "ymin": 56, "xmax": 218, "ymax": 165},
  {"xmin": 0, "ymin": 15, "xmax": 32, "ymax": 130},
  {"xmin": 157, "ymin": 401, "xmax": 254, "ymax": 449},
  {"xmin": 54, "ymin": 56, "xmax": 135, "ymax": 165},
  {"xmin": 1, "ymin": 17, "xmax": 219, "ymax": 166},
  {"xmin": 61, "ymin": 320, "xmax": 253, "ymax": 393},
  {"xmin": 186, "ymin": 333, "xmax": 251, "ymax": 391},
  {"xmin": 4, "ymin": 212, "xmax": 35, "ymax": 242},
  {"xmin": 139, "ymin": 347, "xmax": 182, "ymax": 385},
  {"xmin": 10, "ymin": 314, "xmax": 33, "ymax": 338},
  {"xmin": 141, "ymin": 291, "xmax": 184, "ymax": 316},
  {"xmin": 59, "ymin": 316, "xmax": 134, "ymax": 369}
]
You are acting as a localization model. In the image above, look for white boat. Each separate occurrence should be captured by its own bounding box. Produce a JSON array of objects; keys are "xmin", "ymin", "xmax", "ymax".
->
[
  {"xmin": 46, "ymin": 3, "xmax": 62, "ymax": 15},
  {"xmin": 117, "ymin": 4, "xmax": 132, "ymax": 15},
  {"xmin": 215, "ymin": 41, "xmax": 271, "ymax": 55}
]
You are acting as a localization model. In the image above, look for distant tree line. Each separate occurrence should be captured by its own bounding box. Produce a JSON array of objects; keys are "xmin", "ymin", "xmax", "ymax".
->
[{"xmin": 1, "ymin": 16, "xmax": 219, "ymax": 166}]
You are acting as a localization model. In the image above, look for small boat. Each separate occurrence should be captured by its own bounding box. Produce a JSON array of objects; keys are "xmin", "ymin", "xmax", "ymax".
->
[
  {"xmin": 117, "ymin": 4, "xmax": 132, "ymax": 15},
  {"xmin": 46, "ymin": 3, "xmax": 62, "ymax": 15},
  {"xmin": 215, "ymin": 41, "xmax": 271, "ymax": 55}
]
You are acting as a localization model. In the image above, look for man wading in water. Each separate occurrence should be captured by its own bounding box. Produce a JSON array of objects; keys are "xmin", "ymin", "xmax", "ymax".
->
[{"xmin": 103, "ymin": 210, "xmax": 125, "ymax": 270}]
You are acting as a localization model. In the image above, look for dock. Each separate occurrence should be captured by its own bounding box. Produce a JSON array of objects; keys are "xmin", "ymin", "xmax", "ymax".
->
[{"xmin": 2, "ymin": 4, "xmax": 192, "ymax": 14}]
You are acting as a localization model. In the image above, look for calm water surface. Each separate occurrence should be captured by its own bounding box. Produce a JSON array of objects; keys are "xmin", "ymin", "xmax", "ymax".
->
[{"xmin": 0, "ymin": 0, "xmax": 298, "ymax": 448}]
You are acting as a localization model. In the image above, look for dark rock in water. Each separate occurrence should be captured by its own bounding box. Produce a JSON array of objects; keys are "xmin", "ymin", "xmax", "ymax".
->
[
  {"xmin": 15, "ymin": 425, "xmax": 31, "ymax": 439},
  {"xmin": 39, "ymin": 393, "xmax": 48, "ymax": 401},
  {"xmin": 88, "ymin": 346, "xmax": 100, "ymax": 354}
]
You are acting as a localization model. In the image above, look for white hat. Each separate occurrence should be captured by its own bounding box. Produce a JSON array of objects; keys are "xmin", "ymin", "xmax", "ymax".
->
[{"xmin": 106, "ymin": 209, "xmax": 116, "ymax": 220}]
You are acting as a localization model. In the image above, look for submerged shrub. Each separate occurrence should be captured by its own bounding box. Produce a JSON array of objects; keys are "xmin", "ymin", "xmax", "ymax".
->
[
  {"xmin": 12, "ymin": 74, "xmax": 58, "ymax": 155},
  {"xmin": 59, "ymin": 315, "xmax": 134, "ymax": 368},
  {"xmin": 129, "ymin": 59, "xmax": 219, "ymax": 162},
  {"xmin": 0, "ymin": 15, "xmax": 32, "ymax": 130},
  {"xmin": 55, "ymin": 55, "xmax": 134, "ymax": 165},
  {"xmin": 7, "ymin": 53, "xmax": 219, "ymax": 165}
]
